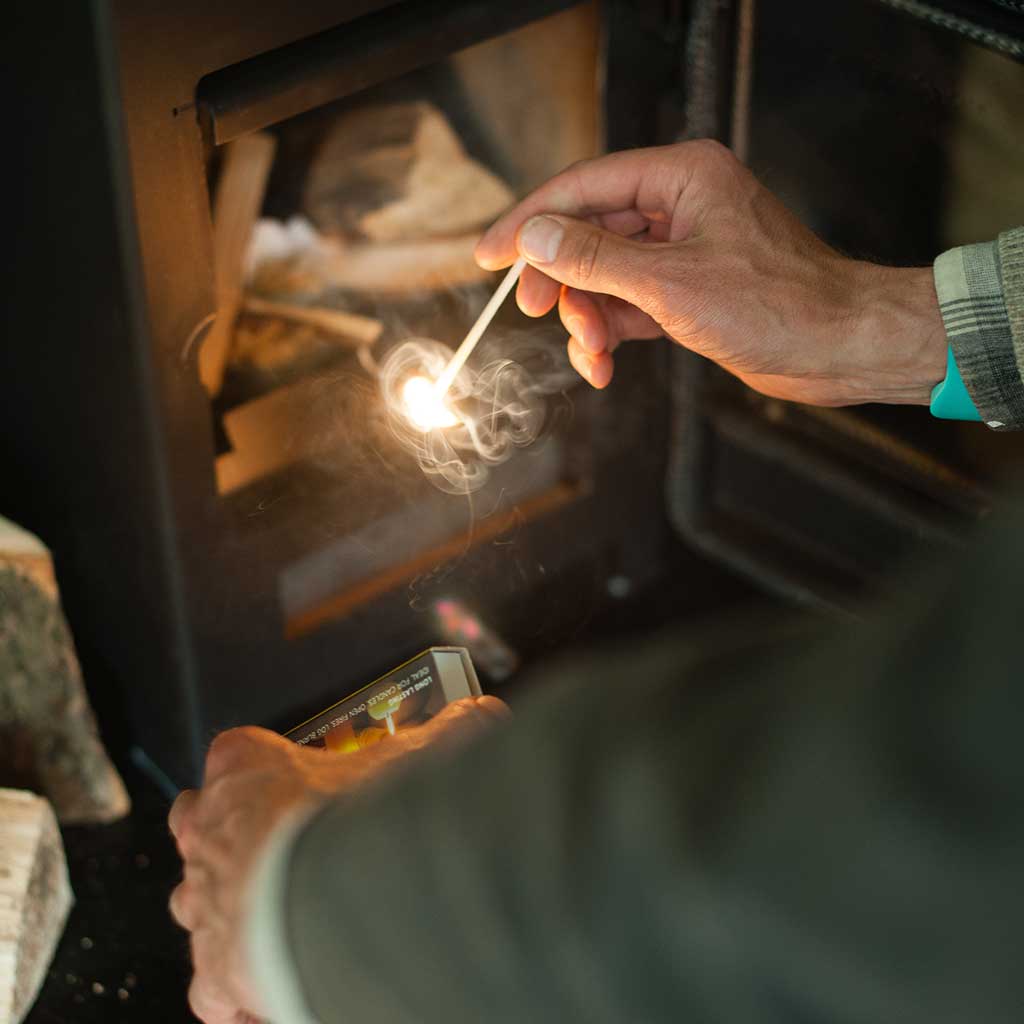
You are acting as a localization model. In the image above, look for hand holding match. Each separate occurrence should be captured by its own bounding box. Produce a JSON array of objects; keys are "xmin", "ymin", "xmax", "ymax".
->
[{"xmin": 473, "ymin": 141, "xmax": 945, "ymax": 406}]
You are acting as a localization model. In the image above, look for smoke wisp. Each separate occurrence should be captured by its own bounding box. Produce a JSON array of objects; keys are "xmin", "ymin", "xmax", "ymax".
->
[{"xmin": 380, "ymin": 333, "xmax": 576, "ymax": 494}]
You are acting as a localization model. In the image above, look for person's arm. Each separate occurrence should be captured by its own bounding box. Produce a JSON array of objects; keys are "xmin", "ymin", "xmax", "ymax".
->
[
  {"xmin": 247, "ymin": 502, "xmax": 1024, "ymax": 1023},
  {"xmin": 167, "ymin": 697, "xmax": 511, "ymax": 1023},
  {"xmin": 475, "ymin": 141, "xmax": 1024, "ymax": 430},
  {"xmin": 932, "ymin": 228, "xmax": 1024, "ymax": 429}
]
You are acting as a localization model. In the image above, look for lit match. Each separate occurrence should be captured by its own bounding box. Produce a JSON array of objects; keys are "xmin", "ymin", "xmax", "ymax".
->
[
  {"xmin": 398, "ymin": 258, "xmax": 526, "ymax": 431},
  {"xmin": 401, "ymin": 375, "xmax": 458, "ymax": 431}
]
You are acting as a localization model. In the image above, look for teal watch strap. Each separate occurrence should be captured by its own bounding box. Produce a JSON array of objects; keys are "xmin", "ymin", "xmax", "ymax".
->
[{"xmin": 930, "ymin": 346, "xmax": 982, "ymax": 421}]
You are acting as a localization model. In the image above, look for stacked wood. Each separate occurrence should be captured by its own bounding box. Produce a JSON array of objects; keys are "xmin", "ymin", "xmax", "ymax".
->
[
  {"xmin": 319, "ymin": 234, "xmax": 491, "ymax": 294},
  {"xmin": 215, "ymin": 377, "xmax": 350, "ymax": 495},
  {"xmin": 0, "ymin": 516, "xmax": 129, "ymax": 825},
  {"xmin": 248, "ymin": 222, "xmax": 492, "ymax": 297},
  {"xmin": 0, "ymin": 788, "xmax": 73, "ymax": 1024},
  {"xmin": 251, "ymin": 101, "xmax": 513, "ymax": 296},
  {"xmin": 200, "ymin": 131, "xmax": 278, "ymax": 396},
  {"xmin": 217, "ymin": 103, "xmax": 517, "ymax": 488},
  {"xmin": 304, "ymin": 101, "xmax": 513, "ymax": 244},
  {"xmin": 242, "ymin": 296, "xmax": 381, "ymax": 346}
]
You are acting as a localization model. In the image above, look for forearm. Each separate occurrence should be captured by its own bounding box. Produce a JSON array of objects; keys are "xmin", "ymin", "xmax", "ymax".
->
[
  {"xmin": 245, "ymin": 615, "xmax": 817, "ymax": 1024},
  {"xmin": 246, "ymin": 506, "xmax": 1024, "ymax": 1024},
  {"xmin": 812, "ymin": 226, "xmax": 1024, "ymax": 424}
]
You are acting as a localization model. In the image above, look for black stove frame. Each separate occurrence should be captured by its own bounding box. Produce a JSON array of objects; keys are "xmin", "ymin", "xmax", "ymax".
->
[{"xmin": 8, "ymin": 0, "xmax": 1022, "ymax": 787}]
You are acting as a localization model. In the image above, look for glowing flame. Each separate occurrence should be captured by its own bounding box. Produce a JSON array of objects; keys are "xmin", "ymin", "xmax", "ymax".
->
[{"xmin": 401, "ymin": 375, "xmax": 458, "ymax": 431}]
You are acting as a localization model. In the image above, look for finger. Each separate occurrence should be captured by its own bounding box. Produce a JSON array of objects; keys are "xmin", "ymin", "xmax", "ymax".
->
[
  {"xmin": 475, "ymin": 145, "xmax": 695, "ymax": 269},
  {"xmin": 594, "ymin": 209, "xmax": 651, "ymax": 236},
  {"xmin": 516, "ymin": 264, "xmax": 560, "ymax": 317},
  {"xmin": 169, "ymin": 880, "xmax": 198, "ymax": 931},
  {"xmin": 475, "ymin": 694, "xmax": 513, "ymax": 720},
  {"xmin": 595, "ymin": 293, "xmax": 664, "ymax": 345},
  {"xmin": 188, "ymin": 972, "xmax": 240, "ymax": 1024},
  {"xmin": 189, "ymin": 933, "xmax": 246, "ymax": 1024},
  {"xmin": 402, "ymin": 696, "xmax": 510, "ymax": 752},
  {"xmin": 471, "ymin": 144, "xmax": 712, "ymax": 272},
  {"xmin": 516, "ymin": 215, "xmax": 668, "ymax": 312},
  {"xmin": 205, "ymin": 726, "xmax": 290, "ymax": 784},
  {"xmin": 169, "ymin": 788, "xmax": 199, "ymax": 846},
  {"xmin": 560, "ymin": 288, "xmax": 610, "ymax": 355},
  {"xmin": 567, "ymin": 337, "xmax": 614, "ymax": 389},
  {"xmin": 561, "ymin": 289, "xmax": 664, "ymax": 355}
]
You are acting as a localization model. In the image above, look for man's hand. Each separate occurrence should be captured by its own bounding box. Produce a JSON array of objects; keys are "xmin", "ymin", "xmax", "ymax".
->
[
  {"xmin": 475, "ymin": 141, "xmax": 947, "ymax": 406},
  {"xmin": 168, "ymin": 696, "xmax": 510, "ymax": 1024}
]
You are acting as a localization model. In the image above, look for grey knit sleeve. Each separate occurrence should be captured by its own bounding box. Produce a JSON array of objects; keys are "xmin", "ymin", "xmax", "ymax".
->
[{"xmin": 933, "ymin": 227, "xmax": 1024, "ymax": 429}]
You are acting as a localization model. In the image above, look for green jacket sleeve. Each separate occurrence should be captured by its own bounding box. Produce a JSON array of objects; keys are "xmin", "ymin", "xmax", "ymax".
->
[{"xmin": 260, "ymin": 500, "xmax": 1024, "ymax": 1024}]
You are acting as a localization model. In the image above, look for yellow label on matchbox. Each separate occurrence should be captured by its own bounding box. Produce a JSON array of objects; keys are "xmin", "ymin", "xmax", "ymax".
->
[{"xmin": 286, "ymin": 647, "xmax": 481, "ymax": 752}]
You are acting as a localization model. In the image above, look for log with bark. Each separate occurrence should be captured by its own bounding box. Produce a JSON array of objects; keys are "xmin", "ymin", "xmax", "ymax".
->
[{"xmin": 0, "ymin": 516, "xmax": 129, "ymax": 825}]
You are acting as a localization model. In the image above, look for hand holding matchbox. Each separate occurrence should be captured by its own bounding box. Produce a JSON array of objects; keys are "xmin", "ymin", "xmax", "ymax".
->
[{"xmin": 287, "ymin": 647, "xmax": 482, "ymax": 752}]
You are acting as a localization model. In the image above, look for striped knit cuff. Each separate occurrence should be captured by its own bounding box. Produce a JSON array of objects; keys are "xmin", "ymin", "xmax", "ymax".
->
[{"xmin": 933, "ymin": 240, "xmax": 1024, "ymax": 430}]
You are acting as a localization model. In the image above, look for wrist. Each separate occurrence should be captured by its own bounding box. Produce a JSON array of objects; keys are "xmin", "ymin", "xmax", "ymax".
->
[
  {"xmin": 839, "ymin": 261, "xmax": 948, "ymax": 406},
  {"xmin": 245, "ymin": 804, "xmax": 319, "ymax": 1024}
]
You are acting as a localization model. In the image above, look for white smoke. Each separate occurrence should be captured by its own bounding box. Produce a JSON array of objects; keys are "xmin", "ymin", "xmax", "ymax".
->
[{"xmin": 380, "ymin": 334, "xmax": 575, "ymax": 494}]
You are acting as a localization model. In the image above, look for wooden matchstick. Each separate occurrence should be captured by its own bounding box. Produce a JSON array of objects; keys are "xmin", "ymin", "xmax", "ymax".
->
[{"xmin": 434, "ymin": 258, "xmax": 526, "ymax": 399}]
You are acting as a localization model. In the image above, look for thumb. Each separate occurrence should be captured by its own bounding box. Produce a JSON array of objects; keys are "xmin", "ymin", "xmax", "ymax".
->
[
  {"xmin": 516, "ymin": 214, "xmax": 652, "ymax": 304},
  {"xmin": 401, "ymin": 696, "xmax": 511, "ymax": 752}
]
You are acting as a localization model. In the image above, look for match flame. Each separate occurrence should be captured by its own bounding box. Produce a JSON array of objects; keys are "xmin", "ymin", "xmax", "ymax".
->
[{"xmin": 401, "ymin": 375, "xmax": 458, "ymax": 431}]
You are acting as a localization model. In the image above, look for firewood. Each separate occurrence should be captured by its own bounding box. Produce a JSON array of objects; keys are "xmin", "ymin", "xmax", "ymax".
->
[
  {"xmin": 0, "ymin": 789, "xmax": 73, "ymax": 1024},
  {"xmin": 248, "ymin": 224, "xmax": 493, "ymax": 297},
  {"xmin": 303, "ymin": 102, "xmax": 513, "ymax": 244},
  {"xmin": 321, "ymin": 234, "xmax": 492, "ymax": 294},
  {"xmin": 216, "ymin": 377, "xmax": 350, "ymax": 494},
  {"xmin": 200, "ymin": 132, "xmax": 278, "ymax": 396},
  {"xmin": 241, "ymin": 296, "xmax": 382, "ymax": 347},
  {"xmin": 0, "ymin": 517, "xmax": 130, "ymax": 825}
]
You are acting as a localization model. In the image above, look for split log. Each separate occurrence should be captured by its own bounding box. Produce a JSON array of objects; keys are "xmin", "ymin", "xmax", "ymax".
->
[
  {"xmin": 0, "ymin": 789, "xmax": 73, "ymax": 1024},
  {"xmin": 200, "ymin": 131, "xmax": 278, "ymax": 396},
  {"xmin": 303, "ymin": 101, "xmax": 513, "ymax": 243},
  {"xmin": 320, "ymin": 234, "xmax": 492, "ymax": 294},
  {"xmin": 241, "ymin": 296, "xmax": 382, "ymax": 347},
  {"xmin": 0, "ymin": 517, "xmax": 130, "ymax": 825},
  {"xmin": 216, "ymin": 377, "xmax": 351, "ymax": 495},
  {"xmin": 248, "ymin": 224, "xmax": 493, "ymax": 298}
]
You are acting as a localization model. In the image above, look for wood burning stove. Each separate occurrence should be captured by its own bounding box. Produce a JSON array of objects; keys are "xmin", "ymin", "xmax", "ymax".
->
[
  {"xmin": 5, "ymin": 1, "xmax": 690, "ymax": 788},
  {"xmin": 5, "ymin": 0, "xmax": 1023, "ymax": 790}
]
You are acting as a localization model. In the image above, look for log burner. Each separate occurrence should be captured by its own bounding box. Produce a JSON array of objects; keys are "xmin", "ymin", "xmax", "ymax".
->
[
  {"xmin": 6, "ymin": 1, "xmax": 685, "ymax": 787},
  {"xmin": 5, "ymin": 0, "xmax": 1024, "ymax": 790}
]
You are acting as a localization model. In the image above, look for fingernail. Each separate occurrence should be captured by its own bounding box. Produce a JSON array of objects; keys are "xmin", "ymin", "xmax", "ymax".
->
[
  {"xmin": 519, "ymin": 216, "xmax": 563, "ymax": 264},
  {"xmin": 568, "ymin": 316, "xmax": 602, "ymax": 355},
  {"xmin": 580, "ymin": 328, "xmax": 604, "ymax": 355},
  {"xmin": 590, "ymin": 356, "xmax": 613, "ymax": 389},
  {"xmin": 476, "ymin": 695, "xmax": 513, "ymax": 720},
  {"xmin": 567, "ymin": 343, "xmax": 590, "ymax": 384},
  {"xmin": 473, "ymin": 241, "xmax": 498, "ymax": 270}
]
